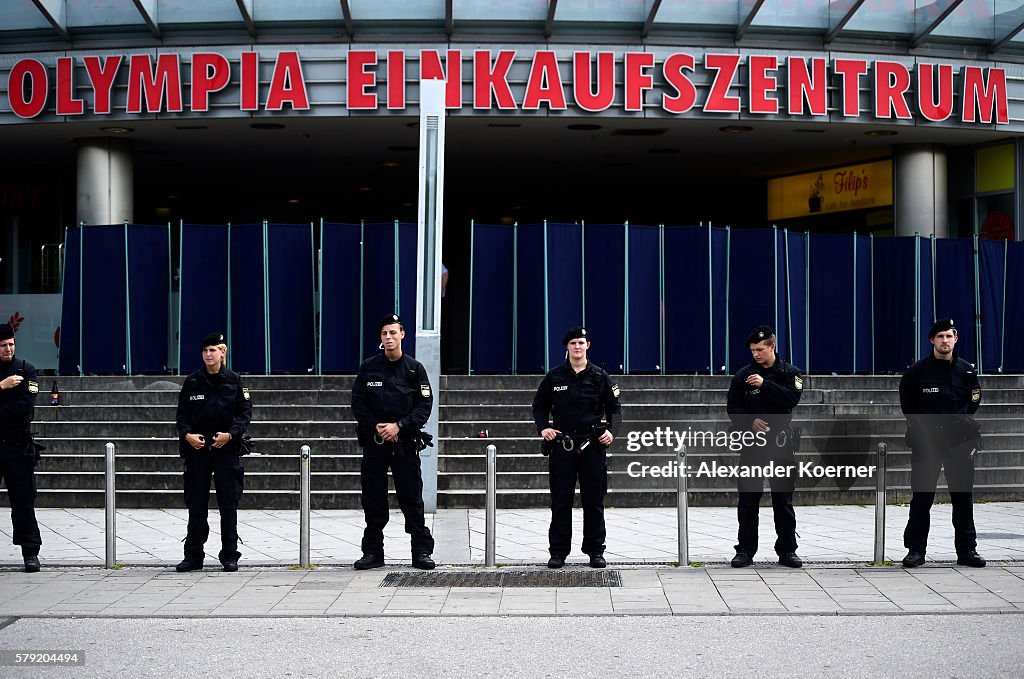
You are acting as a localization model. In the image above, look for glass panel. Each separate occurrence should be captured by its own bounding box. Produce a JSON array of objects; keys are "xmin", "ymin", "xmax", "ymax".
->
[
  {"xmin": 750, "ymin": 0, "xmax": 829, "ymax": 30},
  {"xmin": 554, "ymin": 0, "xmax": 650, "ymax": 23},
  {"xmin": 159, "ymin": 0, "xmax": 244, "ymax": 24},
  {"xmin": 994, "ymin": 0, "xmax": 1024, "ymax": 42},
  {"xmin": 654, "ymin": 0, "xmax": 739, "ymax": 28},
  {"xmin": 349, "ymin": 0, "xmax": 445, "ymax": 21},
  {"xmin": 844, "ymin": 0, "xmax": 916, "ymax": 35},
  {"xmin": 452, "ymin": 0, "xmax": 549, "ymax": 22},
  {"xmin": 931, "ymin": 0, "xmax": 994, "ymax": 39},
  {"xmin": 253, "ymin": 0, "xmax": 344, "ymax": 22},
  {"xmin": 67, "ymin": 0, "xmax": 147, "ymax": 28},
  {"xmin": 0, "ymin": 1, "xmax": 53, "ymax": 32}
]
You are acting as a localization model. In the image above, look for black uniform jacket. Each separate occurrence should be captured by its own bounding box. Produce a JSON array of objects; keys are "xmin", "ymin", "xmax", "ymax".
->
[
  {"xmin": 351, "ymin": 352, "xmax": 433, "ymax": 433},
  {"xmin": 727, "ymin": 356, "xmax": 804, "ymax": 432},
  {"xmin": 532, "ymin": 361, "xmax": 621, "ymax": 436},
  {"xmin": 900, "ymin": 352, "xmax": 981, "ymax": 450},
  {"xmin": 176, "ymin": 366, "xmax": 252, "ymax": 455},
  {"xmin": 0, "ymin": 357, "xmax": 38, "ymax": 438}
]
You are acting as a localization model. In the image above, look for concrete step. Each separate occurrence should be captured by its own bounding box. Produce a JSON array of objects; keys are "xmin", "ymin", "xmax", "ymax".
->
[
  {"xmin": 36, "ymin": 404, "xmax": 352, "ymax": 422},
  {"xmin": 51, "ymin": 390, "xmax": 353, "ymax": 406}
]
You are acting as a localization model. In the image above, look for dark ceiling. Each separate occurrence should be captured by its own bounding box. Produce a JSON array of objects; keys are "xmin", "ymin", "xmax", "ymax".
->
[{"xmin": 0, "ymin": 113, "xmax": 1013, "ymax": 230}]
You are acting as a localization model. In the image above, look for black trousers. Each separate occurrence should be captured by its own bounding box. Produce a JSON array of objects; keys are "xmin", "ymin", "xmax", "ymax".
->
[
  {"xmin": 735, "ymin": 452, "xmax": 797, "ymax": 557},
  {"xmin": 0, "ymin": 442, "xmax": 41, "ymax": 557},
  {"xmin": 903, "ymin": 449, "xmax": 976, "ymax": 555},
  {"xmin": 182, "ymin": 449, "xmax": 244, "ymax": 563},
  {"xmin": 548, "ymin": 445, "xmax": 608, "ymax": 557},
  {"xmin": 360, "ymin": 444, "xmax": 434, "ymax": 557}
]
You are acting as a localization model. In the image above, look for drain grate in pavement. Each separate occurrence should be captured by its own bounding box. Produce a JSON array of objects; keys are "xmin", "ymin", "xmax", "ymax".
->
[
  {"xmin": 380, "ymin": 570, "xmax": 622, "ymax": 588},
  {"xmin": 976, "ymin": 533, "xmax": 1024, "ymax": 540}
]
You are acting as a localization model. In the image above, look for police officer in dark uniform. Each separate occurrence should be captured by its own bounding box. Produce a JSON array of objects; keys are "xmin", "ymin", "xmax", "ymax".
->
[
  {"xmin": 727, "ymin": 325, "xmax": 804, "ymax": 568},
  {"xmin": 532, "ymin": 326, "xmax": 621, "ymax": 569},
  {"xmin": 175, "ymin": 332, "xmax": 252, "ymax": 572},
  {"xmin": 351, "ymin": 314, "xmax": 435, "ymax": 570},
  {"xmin": 0, "ymin": 323, "xmax": 42, "ymax": 572},
  {"xmin": 900, "ymin": 318, "xmax": 985, "ymax": 568}
]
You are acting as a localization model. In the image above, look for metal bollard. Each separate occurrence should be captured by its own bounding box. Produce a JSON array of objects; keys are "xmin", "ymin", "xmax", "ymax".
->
[
  {"xmin": 104, "ymin": 442, "xmax": 116, "ymax": 569},
  {"xmin": 485, "ymin": 444, "xmax": 496, "ymax": 567},
  {"xmin": 873, "ymin": 442, "xmax": 887, "ymax": 563},
  {"xmin": 676, "ymin": 445, "xmax": 689, "ymax": 566},
  {"xmin": 300, "ymin": 445, "xmax": 311, "ymax": 568}
]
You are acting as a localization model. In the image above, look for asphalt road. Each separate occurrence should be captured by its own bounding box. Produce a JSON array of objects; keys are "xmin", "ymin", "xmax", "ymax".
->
[{"xmin": 0, "ymin": 614, "xmax": 1019, "ymax": 678}]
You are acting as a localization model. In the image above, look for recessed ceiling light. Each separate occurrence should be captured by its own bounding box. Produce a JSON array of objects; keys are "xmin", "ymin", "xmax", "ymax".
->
[
  {"xmin": 864, "ymin": 130, "xmax": 898, "ymax": 137},
  {"xmin": 380, "ymin": 161, "xmax": 402, "ymax": 168},
  {"xmin": 287, "ymin": 199, "xmax": 301, "ymax": 205},
  {"xmin": 101, "ymin": 126, "xmax": 133, "ymax": 133},
  {"xmin": 250, "ymin": 123, "xmax": 285, "ymax": 130},
  {"xmin": 567, "ymin": 123, "xmax": 602, "ymax": 131},
  {"xmin": 719, "ymin": 125, "xmax": 753, "ymax": 133},
  {"xmin": 357, "ymin": 186, "xmax": 373, "ymax": 193}
]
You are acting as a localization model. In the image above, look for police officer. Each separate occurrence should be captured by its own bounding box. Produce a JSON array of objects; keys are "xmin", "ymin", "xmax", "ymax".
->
[
  {"xmin": 175, "ymin": 332, "xmax": 252, "ymax": 572},
  {"xmin": 900, "ymin": 318, "xmax": 985, "ymax": 568},
  {"xmin": 727, "ymin": 325, "xmax": 804, "ymax": 568},
  {"xmin": 0, "ymin": 323, "xmax": 42, "ymax": 572},
  {"xmin": 532, "ymin": 326, "xmax": 621, "ymax": 569},
  {"xmin": 351, "ymin": 314, "xmax": 435, "ymax": 570}
]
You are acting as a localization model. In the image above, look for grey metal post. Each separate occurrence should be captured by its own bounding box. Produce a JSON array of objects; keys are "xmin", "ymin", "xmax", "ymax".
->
[
  {"xmin": 300, "ymin": 445, "xmax": 311, "ymax": 568},
  {"xmin": 104, "ymin": 442, "xmax": 116, "ymax": 568},
  {"xmin": 485, "ymin": 444, "xmax": 497, "ymax": 567},
  {"xmin": 874, "ymin": 442, "xmax": 887, "ymax": 563},
  {"xmin": 676, "ymin": 445, "xmax": 689, "ymax": 566}
]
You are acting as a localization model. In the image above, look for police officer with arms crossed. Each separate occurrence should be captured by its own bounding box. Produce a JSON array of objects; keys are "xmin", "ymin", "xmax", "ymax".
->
[
  {"xmin": 0, "ymin": 323, "xmax": 42, "ymax": 572},
  {"xmin": 351, "ymin": 314, "xmax": 435, "ymax": 570},
  {"xmin": 900, "ymin": 318, "xmax": 985, "ymax": 568},
  {"xmin": 533, "ymin": 326, "xmax": 621, "ymax": 569},
  {"xmin": 727, "ymin": 325, "xmax": 804, "ymax": 568},
  {"xmin": 175, "ymin": 332, "xmax": 252, "ymax": 572}
]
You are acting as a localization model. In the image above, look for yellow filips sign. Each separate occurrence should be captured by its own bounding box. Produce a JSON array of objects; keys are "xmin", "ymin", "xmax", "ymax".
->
[{"xmin": 767, "ymin": 160, "xmax": 893, "ymax": 221}]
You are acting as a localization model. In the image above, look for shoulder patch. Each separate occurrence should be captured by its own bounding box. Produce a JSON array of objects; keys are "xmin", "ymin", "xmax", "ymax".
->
[
  {"xmin": 611, "ymin": 384, "xmax": 620, "ymax": 398},
  {"xmin": 420, "ymin": 384, "xmax": 431, "ymax": 398},
  {"xmin": 27, "ymin": 380, "xmax": 39, "ymax": 394},
  {"xmin": 972, "ymin": 389, "xmax": 980, "ymax": 402},
  {"xmin": 242, "ymin": 387, "xmax": 250, "ymax": 401},
  {"xmin": 794, "ymin": 375, "xmax": 803, "ymax": 390}
]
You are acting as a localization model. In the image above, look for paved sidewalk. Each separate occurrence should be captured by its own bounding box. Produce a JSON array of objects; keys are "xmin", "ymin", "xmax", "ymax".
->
[
  {"xmin": 0, "ymin": 565, "xmax": 1022, "ymax": 617},
  {"xmin": 0, "ymin": 504, "xmax": 1021, "ymax": 618},
  {"xmin": 1, "ymin": 503, "xmax": 1022, "ymax": 567}
]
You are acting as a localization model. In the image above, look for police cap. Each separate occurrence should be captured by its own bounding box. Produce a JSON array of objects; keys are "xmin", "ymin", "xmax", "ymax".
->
[
  {"xmin": 200, "ymin": 331, "xmax": 225, "ymax": 349},
  {"xmin": 562, "ymin": 326, "xmax": 589, "ymax": 345},
  {"xmin": 746, "ymin": 325, "xmax": 775, "ymax": 345},
  {"xmin": 928, "ymin": 318, "xmax": 956, "ymax": 338},
  {"xmin": 378, "ymin": 313, "xmax": 403, "ymax": 333},
  {"xmin": 0, "ymin": 323, "xmax": 13, "ymax": 341}
]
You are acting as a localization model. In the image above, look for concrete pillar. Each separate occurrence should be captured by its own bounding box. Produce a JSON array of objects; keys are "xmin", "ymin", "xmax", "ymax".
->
[
  {"xmin": 894, "ymin": 143, "xmax": 947, "ymax": 238},
  {"xmin": 76, "ymin": 137, "xmax": 133, "ymax": 225}
]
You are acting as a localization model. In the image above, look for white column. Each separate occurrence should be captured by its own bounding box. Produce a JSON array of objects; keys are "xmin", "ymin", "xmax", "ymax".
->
[
  {"xmin": 894, "ymin": 144, "xmax": 947, "ymax": 238},
  {"xmin": 76, "ymin": 137, "xmax": 133, "ymax": 225},
  {"xmin": 416, "ymin": 79, "xmax": 446, "ymax": 513}
]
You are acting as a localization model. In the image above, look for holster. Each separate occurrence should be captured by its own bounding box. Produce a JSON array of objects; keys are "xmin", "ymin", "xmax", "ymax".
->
[{"xmin": 23, "ymin": 429, "xmax": 44, "ymax": 466}]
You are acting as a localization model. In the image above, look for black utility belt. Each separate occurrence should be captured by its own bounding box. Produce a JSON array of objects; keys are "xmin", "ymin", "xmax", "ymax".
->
[{"xmin": 543, "ymin": 430, "xmax": 605, "ymax": 455}]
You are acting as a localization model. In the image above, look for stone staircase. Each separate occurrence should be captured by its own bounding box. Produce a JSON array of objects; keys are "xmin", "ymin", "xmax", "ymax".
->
[{"xmin": 17, "ymin": 374, "xmax": 1024, "ymax": 509}]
